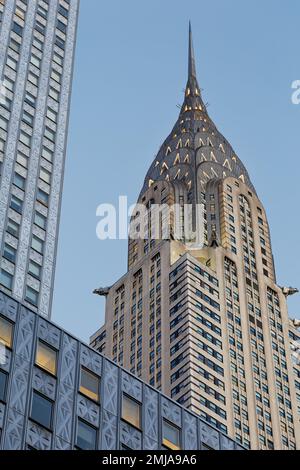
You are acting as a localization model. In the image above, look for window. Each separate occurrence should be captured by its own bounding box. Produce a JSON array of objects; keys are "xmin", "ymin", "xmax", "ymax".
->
[
  {"xmin": 46, "ymin": 108, "xmax": 57, "ymax": 122},
  {"xmin": 31, "ymin": 391, "xmax": 53, "ymax": 429},
  {"xmin": 44, "ymin": 127, "xmax": 56, "ymax": 143},
  {"xmin": 76, "ymin": 419, "xmax": 97, "ymax": 450},
  {"xmin": 0, "ymin": 316, "xmax": 13, "ymax": 348},
  {"xmin": 49, "ymin": 87, "xmax": 59, "ymax": 101},
  {"xmin": 28, "ymin": 72, "xmax": 39, "ymax": 86},
  {"xmin": 31, "ymin": 235, "xmax": 44, "ymax": 254},
  {"xmin": 40, "ymin": 168, "xmax": 51, "ymax": 184},
  {"xmin": 34, "ymin": 212, "xmax": 46, "ymax": 229},
  {"xmin": 25, "ymin": 286, "xmax": 39, "ymax": 306},
  {"xmin": 0, "ymin": 370, "xmax": 8, "ymax": 402},
  {"xmin": 9, "ymin": 38, "xmax": 21, "ymax": 53},
  {"xmin": 6, "ymin": 55, "xmax": 17, "ymax": 71},
  {"xmin": 24, "ymin": 91, "xmax": 36, "ymax": 107},
  {"xmin": 17, "ymin": 152, "xmax": 28, "ymax": 168},
  {"xmin": 58, "ymin": 5, "xmax": 69, "ymax": 18},
  {"xmin": 10, "ymin": 195, "xmax": 23, "ymax": 213},
  {"xmin": 162, "ymin": 420, "xmax": 181, "ymax": 450},
  {"xmin": 42, "ymin": 146, "xmax": 53, "ymax": 162},
  {"xmin": 53, "ymin": 52, "xmax": 63, "ymax": 67},
  {"xmin": 79, "ymin": 367, "xmax": 100, "ymax": 402},
  {"xmin": 13, "ymin": 173, "xmax": 26, "ymax": 190},
  {"xmin": 36, "ymin": 340, "xmax": 57, "ymax": 375},
  {"xmin": 22, "ymin": 110, "xmax": 34, "ymax": 126},
  {"xmin": 28, "ymin": 260, "xmax": 41, "ymax": 279},
  {"xmin": 121, "ymin": 394, "xmax": 141, "ymax": 429},
  {"xmin": 0, "ymin": 270, "xmax": 13, "ymax": 290},
  {"xmin": 30, "ymin": 54, "xmax": 41, "ymax": 68},
  {"xmin": 19, "ymin": 131, "xmax": 31, "ymax": 147}
]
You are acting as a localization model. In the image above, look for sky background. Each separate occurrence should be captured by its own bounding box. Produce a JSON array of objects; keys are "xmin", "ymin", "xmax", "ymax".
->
[{"xmin": 52, "ymin": 0, "xmax": 300, "ymax": 342}]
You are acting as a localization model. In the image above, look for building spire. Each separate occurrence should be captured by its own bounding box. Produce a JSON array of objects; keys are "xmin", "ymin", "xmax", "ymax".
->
[{"xmin": 188, "ymin": 21, "xmax": 197, "ymax": 80}]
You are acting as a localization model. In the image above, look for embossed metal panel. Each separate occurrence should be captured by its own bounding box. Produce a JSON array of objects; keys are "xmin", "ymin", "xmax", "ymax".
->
[{"xmin": 0, "ymin": 291, "xmax": 244, "ymax": 451}]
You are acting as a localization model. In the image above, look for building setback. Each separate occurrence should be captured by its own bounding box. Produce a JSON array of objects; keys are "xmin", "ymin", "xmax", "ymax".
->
[
  {"xmin": 90, "ymin": 25, "xmax": 300, "ymax": 449},
  {"xmin": 0, "ymin": 290, "xmax": 245, "ymax": 450},
  {"xmin": 0, "ymin": 0, "xmax": 79, "ymax": 318}
]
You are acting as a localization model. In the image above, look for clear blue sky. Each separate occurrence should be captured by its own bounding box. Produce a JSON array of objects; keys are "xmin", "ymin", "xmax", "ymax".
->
[{"xmin": 52, "ymin": 0, "xmax": 300, "ymax": 342}]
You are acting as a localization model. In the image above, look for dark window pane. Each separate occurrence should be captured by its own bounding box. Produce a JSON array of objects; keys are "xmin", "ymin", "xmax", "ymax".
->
[
  {"xmin": 25, "ymin": 286, "xmax": 39, "ymax": 306},
  {"xmin": 12, "ymin": 22, "xmax": 23, "ymax": 36},
  {"xmin": 10, "ymin": 195, "xmax": 23, "ymax": 213}
]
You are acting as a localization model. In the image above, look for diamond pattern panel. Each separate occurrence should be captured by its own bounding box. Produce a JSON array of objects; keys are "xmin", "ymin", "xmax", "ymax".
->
[
  {"xmin": 55, "ymin": 334, "xmax": 78, "ymax": 443},
  {"xmin": 37, "ymin": 318, "xmax": 61, "ymax": 349},
  {"xmin": 26, "ymin": 421, "xmax": 52, "ymax": 450},
  {"xmin": 53, "ymin": 436, "xmax": 72, "ymax": 450},
  {"xmin": 3, "ymin": 408, "xmax": 24, "ymax": 450},
  {"xmin": 9, "ymin": 355, "xmax": 30, "ymax": 414},
  {"xmin": 161, "ymin": 397, "xmax": 182, "ymax": 426},
  {"xmin": 0, "ymin": 292, "xmax": 18, "ymax": 322},
  {"xmin": 55, "ymin": 389, "xmax": 74, "ymax": 443},
  {"xmin": 119, "ymin": 422, "xmax": 142, "ymax": 450},
  {"xmin": 102, "ymin": 360, "xmax": 118, "ymax": 415},
  {"xmin": 220, "ymin": 434, "xmax": 235, "ymax": 450},
  {"xmin": 32, "ymin": 367, "xmax": 56, "ymax": 400},
  {"xmin": 143, "ymin": 435, "xmax": 158, "ymax": 450},
  {"xmin": 60, "ymin": 334, "xmax": 77, "ymax": 388},
  {"xmin": 100, "ymin": 409, "xmax": 117, "ymax": 450},
  {"xmin": 15, "ymin": 307, "xmax": 35, "ymax": 361},
  {"xmin": 77, "ymin": 395, "xmax": 100, "ymax": 427}
]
